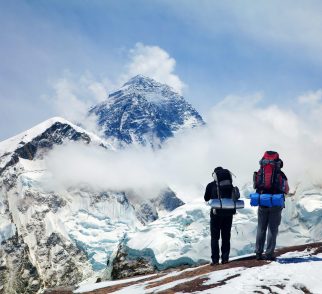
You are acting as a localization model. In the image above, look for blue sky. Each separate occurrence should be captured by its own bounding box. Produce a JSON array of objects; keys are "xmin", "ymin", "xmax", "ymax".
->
[{"xmin": 1, "ymin": 0, "xmax": 322, "ymax": 140}]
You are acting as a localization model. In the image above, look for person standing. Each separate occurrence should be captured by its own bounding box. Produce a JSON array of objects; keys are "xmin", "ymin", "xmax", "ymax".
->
[
  {"xmin": 204, "ymin": 167, "xmax": 236, "ymax": 265},
  {"xmin": 253, "ymin": 151, "xmax": 289, "ymax": 261}
]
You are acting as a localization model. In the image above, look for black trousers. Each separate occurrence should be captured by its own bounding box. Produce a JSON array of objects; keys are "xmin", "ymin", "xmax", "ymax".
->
[{"xmin": 210, "ymin": 211, "xmax": 233, "ymax": 263}]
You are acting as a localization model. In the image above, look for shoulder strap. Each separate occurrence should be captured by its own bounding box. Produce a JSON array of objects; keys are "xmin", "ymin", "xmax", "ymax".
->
[
  {"xmin": 211, "ymin": 178, "xmax": 223, "ymax": 209},
  {"xmin": 211, "ymin": 180, "xmax": 216, "ymax": 198},
  {"xmin": 212, "ymin": 173, "xmax": 222, "ymax": 200}
]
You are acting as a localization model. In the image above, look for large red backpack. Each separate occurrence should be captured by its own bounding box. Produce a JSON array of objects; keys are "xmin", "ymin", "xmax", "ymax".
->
[{"xmin": 254, "ymin": 151, "xmax": 289, "ymax": 194}]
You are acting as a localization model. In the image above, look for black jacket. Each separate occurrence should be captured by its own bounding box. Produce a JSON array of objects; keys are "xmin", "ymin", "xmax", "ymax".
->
[{"xmin": 204, "ymin": 181, "xmax": 236, "ymax": 216}]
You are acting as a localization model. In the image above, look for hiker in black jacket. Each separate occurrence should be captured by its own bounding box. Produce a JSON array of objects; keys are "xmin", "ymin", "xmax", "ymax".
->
[{"xmin": 204, "ymin": 167, "xmax": 236, "ymax": 265}]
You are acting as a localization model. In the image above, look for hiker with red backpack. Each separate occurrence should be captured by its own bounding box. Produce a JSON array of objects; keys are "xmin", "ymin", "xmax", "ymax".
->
[
  {"xmin": 252, "ymin": 151, "xmax": 289, "ymax": 261},
  {"xmin": 204, "ymin": 167, "xmax": 241, "ymax": 265}
]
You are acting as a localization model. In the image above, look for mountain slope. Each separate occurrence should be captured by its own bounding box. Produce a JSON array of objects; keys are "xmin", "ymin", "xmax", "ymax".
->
[
  {"xmin": 0, "ymin": 117, "xmax": 184, "ymax": 294},
  {"xmin": 89, "ymin": 75, "xmax": 204, "ymax": 147},
  {"xmin": 0, "ymin": 117, "xmax": 112, "ymax": 293},
  {"xmin": 0, "ymin": 118, "xmax": 104, "ymax": 293}
]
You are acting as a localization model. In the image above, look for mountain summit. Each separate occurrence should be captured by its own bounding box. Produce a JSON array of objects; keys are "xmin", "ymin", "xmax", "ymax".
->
[{"xmin": 89, "ymin": 75, "xmax": 204, "ymax": 146}]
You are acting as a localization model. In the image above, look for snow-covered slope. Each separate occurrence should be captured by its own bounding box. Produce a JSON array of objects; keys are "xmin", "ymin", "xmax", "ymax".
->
[
  {"xmin": 0, "ymin": 117, "xmax": 184, "ymax": 294},
  {"xmin": 89, "ymin": 75, "xmax": 205, "ymax": 147},
  {"xmin": 74, "ymin": 244, "xmax": 322, "ymax": 294}
]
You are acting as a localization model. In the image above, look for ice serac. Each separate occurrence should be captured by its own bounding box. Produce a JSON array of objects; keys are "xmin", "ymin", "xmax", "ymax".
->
[
  {"xmin": 89, "ymin": 75, "xmax": 205, "ymax": 147},
  {"xmin": 128, "ymin": 188, "xmax": 185, "ymax": 224}
]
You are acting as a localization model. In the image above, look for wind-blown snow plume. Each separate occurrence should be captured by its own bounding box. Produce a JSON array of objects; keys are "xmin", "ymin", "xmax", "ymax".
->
[
  {"xmin": 46, "ymin": 92, "xmax": 322, "ymax": 202},
  {"xmin": 121, "ymin": 43, "xmax": 185, "ymax": 94}
]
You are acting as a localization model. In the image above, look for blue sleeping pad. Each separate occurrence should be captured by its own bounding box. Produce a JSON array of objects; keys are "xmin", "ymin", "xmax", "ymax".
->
[{"xmin": 250, "ymin": 193, "xmax": 284, "ymax": 207}]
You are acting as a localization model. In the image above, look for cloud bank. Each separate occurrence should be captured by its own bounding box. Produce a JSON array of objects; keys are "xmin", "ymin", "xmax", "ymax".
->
[{"xmin": 45, "ymin": 92, "xmax": 322, "ymax": 202}]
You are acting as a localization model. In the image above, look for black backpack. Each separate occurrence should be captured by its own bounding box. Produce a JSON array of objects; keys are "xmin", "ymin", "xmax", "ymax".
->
[{"xmin": 213, "ymin": 168, "xmax": 233, "ymax": 199}]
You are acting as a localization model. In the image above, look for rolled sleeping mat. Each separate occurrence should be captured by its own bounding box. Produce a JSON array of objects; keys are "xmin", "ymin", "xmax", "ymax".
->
[
  {"xmin": 235, "ymin": 199, "xmax": 245, "ymax": 209},
  {"xmin": 208, "ymin": 199, "xmax": 245, "ymax": 209},
  {"xmin": 221, "ymin": 198, "xmax": 236, "ymax": 209},
  {"xmin": 250, "ymin": 193, "xmax": 260, "ymax": 206},
  {"xmin": 272, "ymin": 194, "xmax": 284, "ymax": 206},
  {"xmin": 260, "ymin": 194, "xmax": 273, "ymax": 207},
  {"xmin": 208, "ymin": 199, "xmax": 222, "ymax": 209},
  {"xmin": 249, "ymin": 193, "xmax": 285, "ymax": 207}
]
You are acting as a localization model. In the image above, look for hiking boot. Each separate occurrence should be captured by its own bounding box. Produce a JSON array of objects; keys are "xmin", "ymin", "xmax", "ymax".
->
[
  {"xmin": 256, "ymin": 253, "xmax": 264, "ymax": 260},
  {"xmin": 210, "ymin": 261, "xmax": 219, "ymax": 266},
  {"xmin": 221, "ymin": 260, "xmax": 229, "ymax": 264},
  {"xmin": 265, "ymin": 255, "xmax": 276, "ymax": 261}
]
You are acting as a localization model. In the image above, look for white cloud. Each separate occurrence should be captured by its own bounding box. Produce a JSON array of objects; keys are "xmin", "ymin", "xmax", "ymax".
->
[
  {"xmin": 298, "ymin": 89, "xmax": 322, "ymax": 105},
  {"xmin": 296, "ymin": 90, "xmax": 322, "ymax": 137},
  {"xmin": 122, "ymin": 43, "xmax": 185, "ymax": 94},
  {"xmin": 87, "ymin": 81, "xmax": 107, "ymax": 102},
  {"xmin": 45, "ymin": 93, "xmax": 322, "ymax": 203},
  {"xmin": 49, "ymin": 73, "xmax": 108, "ymax": 135},
  {"xmin": 46, "ymin": 143, "xmax": 166, "ymax": 199}
]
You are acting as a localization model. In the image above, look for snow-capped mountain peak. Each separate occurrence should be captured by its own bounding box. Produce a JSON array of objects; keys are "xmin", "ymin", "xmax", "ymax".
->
[
  {"xmin": 117, "ymin": 74, "xmax": 179, "ymax": 103},
  {"xmin": 89, "ymin": 75, "xmax": 205, "ymax": 146},
  {"xmin": 122, "ymin": 74, "xmax": 165, "ymax": 89},
  {"xmin": 0, "ymin": 117, "xmax": 102, "ymax": 155},
  {"xmin": 0, "ymin": 117, "xmax": 110, "ymax": 173}
]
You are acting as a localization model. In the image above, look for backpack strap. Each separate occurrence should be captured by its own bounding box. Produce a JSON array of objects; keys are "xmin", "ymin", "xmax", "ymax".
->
[
  {"xmin": 212, "ymin": 173, "xmax": 221, "ymax": 200},
  {"xmin": 212, "ymin": 176, "xmax": 222, "ymax": 209},
  {"xmin": 211, "ymin": 180, "xmax": 216, "ymax": 199}
]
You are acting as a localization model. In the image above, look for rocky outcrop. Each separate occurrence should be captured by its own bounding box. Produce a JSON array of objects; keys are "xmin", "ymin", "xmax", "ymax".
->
[
  {"xmin": 111, "ymin": 244, "xmax": 156, "ymax": 280},
  {"xmin": 0, "ymin": 234, "xmax": 41, "ymax": 294}
]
